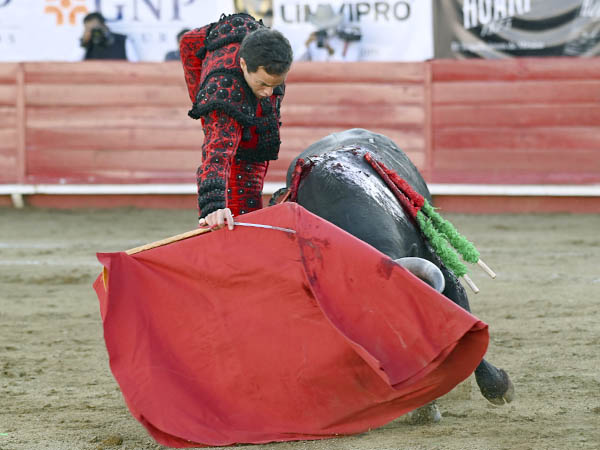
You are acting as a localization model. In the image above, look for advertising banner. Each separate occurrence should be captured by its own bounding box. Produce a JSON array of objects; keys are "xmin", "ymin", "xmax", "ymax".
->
[
  {"xmin": 0, "ymin": 0, "xmax": 234, "ymax": 62},
  {"xmin": 434, "ymin": 0, "xmax": 600, "ymax": 58},
  {"xmin": 272, "ymin": 0, "xmax": 434, "ymax": 61},
  {"xmin": 233, "ymin": 0, "xmax": 275, "ymax": 26}
]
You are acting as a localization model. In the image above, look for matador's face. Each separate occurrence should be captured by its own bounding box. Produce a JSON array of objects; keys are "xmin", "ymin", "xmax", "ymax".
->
[{"xmin": 240, "ymin": 57, "xmax": 287, "ymax": 100}]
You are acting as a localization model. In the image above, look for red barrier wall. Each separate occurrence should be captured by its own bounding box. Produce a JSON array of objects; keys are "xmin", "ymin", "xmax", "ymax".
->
[
  {"xmin": 0, "ymin": 64, "xmax": 21, "ymax": 184},
  {"xmin": 1, "ymin": 58, "xmax": 599, "ymax": 212},
  {"xmin": 431, "ymin": 58, "xmax": 600, "ymax": 185},
  {"xmin": 1, "ymin": 61, "xmax": 428, "ymax": 185},
  {"xmin": 23, "ymin": 62, "xmax": 193, "ymax": 185}
]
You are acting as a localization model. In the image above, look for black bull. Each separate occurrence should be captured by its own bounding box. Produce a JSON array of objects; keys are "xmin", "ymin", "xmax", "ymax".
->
[{"xmin": 275, "ymin": 128, "xmax": 514, "ymax": 406}]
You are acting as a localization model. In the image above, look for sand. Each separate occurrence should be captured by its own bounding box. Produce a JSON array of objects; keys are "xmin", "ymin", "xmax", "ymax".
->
[{"xmin": 1, "ymin": 206, "xmax": 599, "ymax": 450}]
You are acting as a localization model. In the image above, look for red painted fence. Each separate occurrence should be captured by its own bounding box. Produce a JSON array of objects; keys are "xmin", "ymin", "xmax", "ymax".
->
[
  {"xmin": 1, "ymin": 58, "xmax": 599, "ymax": 211},
  {"xmin": 431, "ymin": 58, "xmax": 600, "ymax": 185}
]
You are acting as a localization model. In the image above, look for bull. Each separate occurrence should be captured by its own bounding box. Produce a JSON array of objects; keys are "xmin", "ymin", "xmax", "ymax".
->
[{"xmin": 273, "ymin": 128, "xmax": 514, "ymax": 419}]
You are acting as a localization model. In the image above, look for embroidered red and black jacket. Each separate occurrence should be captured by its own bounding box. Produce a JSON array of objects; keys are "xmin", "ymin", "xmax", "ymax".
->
[{"xmin": 180, "ymin": 13, "xmax": 285, "ymax": 219}]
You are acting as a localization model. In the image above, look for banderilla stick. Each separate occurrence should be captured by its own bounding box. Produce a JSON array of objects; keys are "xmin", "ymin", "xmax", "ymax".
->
[
  {"xmin": 461, "ymin": 274, "xmax": 480, "ymax": 294},
  {"xmin": 477, "ymin": 258, "xmax": 496, "ymax": 279}
]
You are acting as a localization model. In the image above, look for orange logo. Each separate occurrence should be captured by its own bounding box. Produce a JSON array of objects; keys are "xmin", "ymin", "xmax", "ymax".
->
[{"xmin": 45, "ymin": 0, "xmax": 88, "ymax": 26}]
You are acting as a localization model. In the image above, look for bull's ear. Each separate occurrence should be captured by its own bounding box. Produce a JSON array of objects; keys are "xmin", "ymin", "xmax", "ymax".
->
[
  {"xmin": 268, "ymin": 187, "xmax": 290, "ymax": 206},
  {"xmin": 394, "ymin": 257, "xmax": 445, "ymax": 293}
]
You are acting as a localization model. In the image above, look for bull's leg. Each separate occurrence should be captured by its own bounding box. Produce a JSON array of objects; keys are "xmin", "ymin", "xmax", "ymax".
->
[{"xmin": 435, "ymin": 257, "xmax": 515, "ymax": 405}]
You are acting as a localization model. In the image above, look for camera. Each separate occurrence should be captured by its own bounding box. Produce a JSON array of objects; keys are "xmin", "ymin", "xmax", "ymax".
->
[
  {"xmin": 89, "ymin": 27, "xmax": 109, "ymax": 46},
  {"xmin": 337, "ymin": 26, "xmax": 362, "ymax": 42},
  {"xmin": 315, "ymin": 29, "xmax": 328, "ymax": 48}
]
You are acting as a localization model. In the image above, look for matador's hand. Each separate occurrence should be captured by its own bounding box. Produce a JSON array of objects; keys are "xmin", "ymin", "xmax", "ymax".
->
[{"xmin": 199, "ymin": 208, "xmax": 235, "ymax": 231}]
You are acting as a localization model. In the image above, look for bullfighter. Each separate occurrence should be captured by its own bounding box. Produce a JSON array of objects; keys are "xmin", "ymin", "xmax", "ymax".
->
[{"xmin": 180, "ymin": 13, "xmax": 293, "ymax": 230}]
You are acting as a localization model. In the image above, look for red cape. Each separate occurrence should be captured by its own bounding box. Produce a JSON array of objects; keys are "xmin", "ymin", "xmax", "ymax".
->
[{"xmin": 93, "ymin": 203, "xmax": 488, "ymax": 447}]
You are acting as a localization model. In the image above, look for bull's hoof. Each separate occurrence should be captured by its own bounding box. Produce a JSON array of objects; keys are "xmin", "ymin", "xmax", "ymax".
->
[
  {"xmin": 405, "ymin": 401, "xmax": 442, "ymax": 425},
  {"xmin": 476, "ymin": 368, "xmax": 515, "ymax": 405}
]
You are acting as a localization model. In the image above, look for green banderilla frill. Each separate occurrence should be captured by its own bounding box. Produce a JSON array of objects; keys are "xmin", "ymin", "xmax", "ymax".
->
[
  {"xmin": 416, "ymin": 200, "xmax": 481, "ymax": 278},
  {"xmin": 363, "ymin": 152, "xmax": 494, "ymax": 285}
]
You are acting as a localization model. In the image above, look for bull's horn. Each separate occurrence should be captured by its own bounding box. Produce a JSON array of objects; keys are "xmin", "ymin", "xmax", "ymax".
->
[{"xmin": 394, "ymin": 257, "xmax": 446, "ymax": 293}]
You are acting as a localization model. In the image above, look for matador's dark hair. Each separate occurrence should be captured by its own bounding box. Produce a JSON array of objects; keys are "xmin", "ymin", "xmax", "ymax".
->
[{"xmin": 239, "ymin": 28, "xmax": 293, "ymax": 75}]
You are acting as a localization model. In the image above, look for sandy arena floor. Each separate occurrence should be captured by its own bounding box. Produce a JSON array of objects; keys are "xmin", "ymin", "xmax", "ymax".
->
[{"xmin": 1, "ymin": 206, "xmax": 599, "ymax": 450}]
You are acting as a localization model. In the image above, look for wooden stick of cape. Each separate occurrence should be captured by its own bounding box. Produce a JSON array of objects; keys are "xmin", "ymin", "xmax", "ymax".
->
[{"xmin": 126, "ymin": 228, "xmax": 213, "ymax": 255}]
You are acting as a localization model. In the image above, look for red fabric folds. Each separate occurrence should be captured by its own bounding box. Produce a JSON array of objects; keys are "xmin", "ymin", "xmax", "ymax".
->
[{"xmin": 93, "ymin": 203, "xmax": 488, "ymax": 448}]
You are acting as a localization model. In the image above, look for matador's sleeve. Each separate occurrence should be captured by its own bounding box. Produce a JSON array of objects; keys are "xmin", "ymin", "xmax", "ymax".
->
[
  {"xmin": 179, "ymin": 28, "xmax": 208, "ymax": 104},
  {"xmin": 197, "ymin": 110, "xmax": 242, "ymax": 219}
]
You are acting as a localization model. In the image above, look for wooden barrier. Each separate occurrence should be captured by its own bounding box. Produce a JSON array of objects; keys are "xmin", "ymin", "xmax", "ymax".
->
[
  {"xmin": 0, "ymin": 64, "xmax": 20, "ymax": 184},
  {"xmin": 23, "ymin": 62, "xmax": 193, "ymax": 184},
  {"xmin": 431, "ymin": 58, "xmax": 600, "ymax": 185},
  {"xmin": 10, "ymin": 61, "xmax": 428, "ymax": 186},
  {"xmin": 1, "ymin": 58, "xmax": 599, "ymax": 212}
]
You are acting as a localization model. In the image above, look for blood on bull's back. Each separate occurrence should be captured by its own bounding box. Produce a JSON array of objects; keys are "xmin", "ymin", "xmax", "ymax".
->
[{"xmin": 286, "ymin": 128, "xmax": 431, "ymax": 260}]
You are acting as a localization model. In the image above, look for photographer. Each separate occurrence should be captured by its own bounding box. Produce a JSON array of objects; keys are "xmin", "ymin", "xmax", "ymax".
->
[
  {"xmin": 76, "ymin": 12, "xmax": 139, "ymax": 61},
  {"xmin": 296, "ymin": 4, "xmax": 363, "ymax": 62}
]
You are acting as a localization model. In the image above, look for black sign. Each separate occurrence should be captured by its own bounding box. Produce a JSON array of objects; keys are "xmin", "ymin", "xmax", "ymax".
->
[{"xmin": 434, "ymin": 0, "xmax": 600, "ymax": 58}]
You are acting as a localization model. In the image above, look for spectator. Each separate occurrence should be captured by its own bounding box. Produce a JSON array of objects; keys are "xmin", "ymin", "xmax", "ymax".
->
[
  {"xmin": 164, "ymin": 28, "xmax": 190, "ymax": 61},
  {"xmin": 76, "ymin": 12, "xmax": 139, "ymax": 61},
  {"xmin": 297, "ymin": 4, "xmax": 363, "ymax": 62}
]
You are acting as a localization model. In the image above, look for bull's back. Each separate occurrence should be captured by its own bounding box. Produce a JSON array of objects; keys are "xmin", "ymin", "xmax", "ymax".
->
[
  {"xmin": 287, "ymin": 128, "xmax": 431, "ymax": 202},
  {"xmin": 286, "ymin": 128, "xmax": 431, "ymax": 259}
]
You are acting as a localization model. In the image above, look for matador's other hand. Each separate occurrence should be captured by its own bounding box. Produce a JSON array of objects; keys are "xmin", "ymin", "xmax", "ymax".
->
[{"xmin": 199, "ymin": 208, "xmax": 235, "ymax": 231}]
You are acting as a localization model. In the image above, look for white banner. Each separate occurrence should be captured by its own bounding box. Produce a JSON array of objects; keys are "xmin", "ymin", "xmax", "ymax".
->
[
  {"xmin": 0, "ymin": 0, "xmax": 234, "ymax": 62},
  {"xmin": 272, "ymin": 0, "xmax": 433, "ymax": 61}
]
